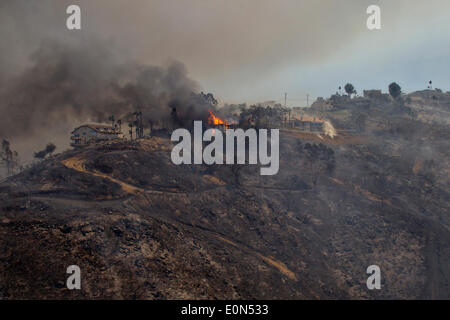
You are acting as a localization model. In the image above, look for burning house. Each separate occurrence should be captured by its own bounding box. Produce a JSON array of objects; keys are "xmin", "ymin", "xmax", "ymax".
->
[
  {"xmin": 207, "ymin": 110, "xmax": 237, "ymax": 130},
  {"xmin": 70, "ymin": 123, "xmax": 122, "ymax": 147}
]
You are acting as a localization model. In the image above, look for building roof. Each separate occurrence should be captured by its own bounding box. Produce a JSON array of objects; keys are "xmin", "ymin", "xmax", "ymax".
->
[{"xmin": 71, "ymin": 123, "xmax": 121, "ymax": 134}]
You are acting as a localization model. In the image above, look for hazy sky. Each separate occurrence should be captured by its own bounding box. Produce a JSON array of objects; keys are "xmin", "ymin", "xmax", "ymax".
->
[{"xmin": 1, "ymin": 0, "xmax": 450, "ymax": 106}]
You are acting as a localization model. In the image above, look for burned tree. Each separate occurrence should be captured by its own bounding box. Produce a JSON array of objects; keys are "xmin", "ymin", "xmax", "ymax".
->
[
  {"xmin": 170, "ymin": 107, "xmax": 179, "ymax": 130},
  {"xmin": 128, "ymin": 121, "xmax": 134, "ymax": 140},
  {"xmin": 34, "ymin": 143, "xmax": 56, "ymax": 160},
  {"xmin": 133, "ymin": 111, "xmax": 144, "ymax": 138},
  {"xmin": 300, "ymin": 143, "xmax": 336, "ymax": 186},
  {"xmin": 200, "ymin": 92, "xmax": 218, "ymax": 107},
  {"xmin": 148, "ymin": 119, "xmax": 153, "ymax": 136},
  {"xmin": 389, "ymin": 82, "xmax": 402, "ymax": 99},
  {"xmin": 134, "ymin": 120, "xmax": 139, "ymax": 139},
  {"xmin": 108, "ymin": 115, "xmax": 115, "ymax": 128},
  {"xmin": 239, "ymin": 105, "xmax": 289, "ymax": 129}
]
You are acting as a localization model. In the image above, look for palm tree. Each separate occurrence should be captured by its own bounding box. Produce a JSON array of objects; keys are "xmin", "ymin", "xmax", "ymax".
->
[
  {"xmin": 128, "ymin": 122, "xmax": 133, "ymax": 140},
  {"xmin": 148, "ymin": 119, "xmax": 153, "ymax": 136},
  {"xmin": 108, "ymin": 115, "xmax": 115, "ymax": 127},
  {"xmin": 134, "ymin": 120, "xmax": 139, "ymax": 139}
]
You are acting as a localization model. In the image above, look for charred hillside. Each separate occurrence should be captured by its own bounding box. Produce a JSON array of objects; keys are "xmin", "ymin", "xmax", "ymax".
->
[{"xmin": 0, "ymin": 103, "xmax": 449, "ymax": 299}]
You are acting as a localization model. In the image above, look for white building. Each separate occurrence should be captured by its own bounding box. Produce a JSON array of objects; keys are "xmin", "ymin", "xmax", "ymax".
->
[{"xmin": 70, "ymin": 123, "xmax": 122, "ymax": 147}]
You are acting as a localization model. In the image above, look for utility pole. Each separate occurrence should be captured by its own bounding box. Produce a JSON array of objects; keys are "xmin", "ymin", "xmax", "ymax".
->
[
  {"xmin": 307, "ymin": 94, "xmax": 309, "ymax": 107},
  {"xmin": 284, "ymin": 92, "xmax": 287, "ymax": 108}
]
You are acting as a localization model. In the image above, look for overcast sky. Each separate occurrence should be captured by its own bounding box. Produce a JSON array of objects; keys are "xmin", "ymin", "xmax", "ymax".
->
[{"xmin": 1, "ymin": 0, "xmax": 450, "ymax": 106}]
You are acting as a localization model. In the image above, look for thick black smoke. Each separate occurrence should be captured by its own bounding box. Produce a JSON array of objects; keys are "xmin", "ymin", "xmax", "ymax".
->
[{"xmin": 0, "ymin": 40, "xmax": 215, "ymax": 143}]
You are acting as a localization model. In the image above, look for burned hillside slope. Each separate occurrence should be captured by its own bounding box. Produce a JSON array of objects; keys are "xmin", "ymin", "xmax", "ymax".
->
[{"xmin": 0, "ymin": 132, "xmax": 449, "ymax": 299}]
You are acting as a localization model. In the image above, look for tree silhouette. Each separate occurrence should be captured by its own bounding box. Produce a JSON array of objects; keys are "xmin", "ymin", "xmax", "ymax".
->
[
  {"xmin": 389, "ymin": 82, "xmax": 402, "ymax": 99},
  {"xmin": 128, "ymin": 122, "xmax": 133, "ymax": 140},
  {"xmin": 239, "ymin": 105, "xmax": 290, "ymax": 129},
  {"xmin": 45, "ymin": 143, "xmax": 56, "ymax": 155},
  {"xmin": 34, "ymin": 143, "xmax": 56, "ymax": 160},
  {"xmin": 200, "ymin": 92, "xmax": 218, "ymax": 107},
  {"xmin": 301, "ymin": 143, "xmax": 336, "ymax": 186},
  {"xmin": 344, "ymin": 83, "xmax": 356, "ymax": 98},
  {"xmin": 108, "ymin": 115, "xmax": 115, "ymax": 128},
  {"xmin": 1, "ymin": 139, "xmax": 19, "ymax": 175}
]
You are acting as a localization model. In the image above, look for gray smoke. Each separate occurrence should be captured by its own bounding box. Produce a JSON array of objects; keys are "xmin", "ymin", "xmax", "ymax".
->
[
  {"xmin": 0, "ymin": 39, "xmax": 217, "ymax": 161},
  {"xmin": 2, "ymin": 0, "xmax": 449, "ymax": 162}
]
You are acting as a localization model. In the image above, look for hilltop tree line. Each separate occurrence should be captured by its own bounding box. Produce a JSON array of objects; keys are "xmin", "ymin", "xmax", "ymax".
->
[
  {"xmin": 34, "ymin": 143, "xmax": 56, "ymax": 160},
  {"xmin": 239, "ymin": 104, "xmax": 291, "ymax": 129},
  {"xmin": 339, "ymin": 82, "xmax": 402, "ymax": 99},
  {"xmin": 340, "ymin": 81, "xmax": 438, "ymax": 100},
  {"xmin": 0, "ymin": 139, "xmax": 58, "ymax": 178}
]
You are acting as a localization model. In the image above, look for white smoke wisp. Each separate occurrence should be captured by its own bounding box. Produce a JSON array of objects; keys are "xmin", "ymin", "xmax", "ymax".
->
[{"xmin": 323, "ymin": 120, "xmax": 337, "ymax": 138}]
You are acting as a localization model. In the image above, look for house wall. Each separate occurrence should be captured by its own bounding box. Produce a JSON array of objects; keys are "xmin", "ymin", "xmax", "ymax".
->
[
  {"xmin": 292, "ymin": 120, "xmax": 323, "ymax": 132},
  {"xmin": 310, "ymin": 122, "xmax": 323, "ymax": 132}
]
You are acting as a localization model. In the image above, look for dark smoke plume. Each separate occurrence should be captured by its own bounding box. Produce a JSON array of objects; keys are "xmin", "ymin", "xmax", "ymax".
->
[{"xmin": 0, "ymin": 40, "xmax": 215, "ymax": 150}]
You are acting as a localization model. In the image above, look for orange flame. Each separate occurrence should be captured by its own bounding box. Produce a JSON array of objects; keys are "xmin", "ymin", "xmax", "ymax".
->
[{"xmin": 208, "ymin": 110, "xmax": 231, "ymax": 128}]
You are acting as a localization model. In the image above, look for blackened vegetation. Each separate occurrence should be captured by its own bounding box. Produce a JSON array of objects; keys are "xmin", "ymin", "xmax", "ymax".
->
[
  {"xmin": 239, "ymin": 105, "xmax": 290, "ymax": 129},
  {"xmin": 34, "ymin": 143, "xmax": 56, "ymax": 160},
  {"xmin": 0, "ymin": 91, "xmax": 449, "ymax": 299},
  {"xmin": 299, "ymin": 142, "xmax": 335, "ymax": 186}
]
